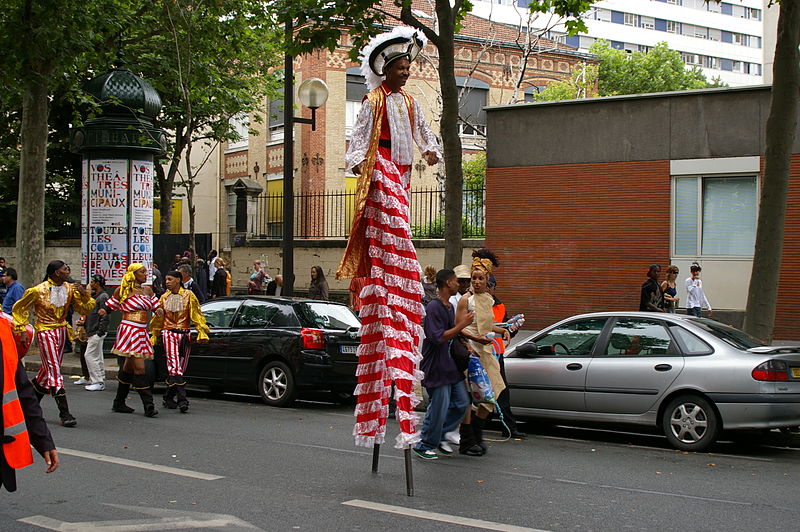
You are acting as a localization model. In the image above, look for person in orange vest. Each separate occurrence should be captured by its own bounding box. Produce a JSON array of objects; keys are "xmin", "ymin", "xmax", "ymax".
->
[
  {"xmin": 1, "ymin": 317, "xmax": 59, "ymax": 492},
  {"xmin": 488, "ymin": 275, "xmax": 526, "ymax": 439}
]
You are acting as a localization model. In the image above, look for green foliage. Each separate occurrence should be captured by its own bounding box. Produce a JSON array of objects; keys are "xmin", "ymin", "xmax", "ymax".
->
[
  {"xmin": 525, "ymin": 1, "xmax": 591, "ymax": 35},
  {"xmin": 463, "ymin": 152, "xmax": 486, "ymax": 189},
  {"xmin": 535, "ymin": 62, "xmax": 599, "ymax": 101},
  {"xmin": 590, "ymin": 40, "xmax": 717, "ymax": 96},
  {"xmin": 412, "ymin": 214, "xmax": 484, "ymax": 239}
]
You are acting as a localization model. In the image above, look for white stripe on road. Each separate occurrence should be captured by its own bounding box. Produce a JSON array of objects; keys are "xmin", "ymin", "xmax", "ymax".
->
[
  {"xmin": 343, "ymin": 500, "xmax": 549, "ymax": 532},
  {"xmin": 59, "ymin": 448, "xmax": 223, "ymax": 481}
]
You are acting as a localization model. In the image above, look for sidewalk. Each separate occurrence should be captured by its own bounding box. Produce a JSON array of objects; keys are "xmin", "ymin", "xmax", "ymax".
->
[{"xmin": 23, "ymin": 345, "xmax": 119, "ymax": 381}]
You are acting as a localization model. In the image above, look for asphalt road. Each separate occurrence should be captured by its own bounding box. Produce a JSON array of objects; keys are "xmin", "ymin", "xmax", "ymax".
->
[{"xmin": 2, "ymin": 377, "xmax": 799, "ymax": 532}]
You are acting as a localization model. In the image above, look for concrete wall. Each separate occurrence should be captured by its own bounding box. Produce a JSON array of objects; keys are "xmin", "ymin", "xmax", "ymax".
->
[
  {"xmin": 487, "ymin": 86, "xmax": 800, "ymax": 168},
  {"xmin": 0, "ymin": 242, "xmax": 82, "ymax": 284}
]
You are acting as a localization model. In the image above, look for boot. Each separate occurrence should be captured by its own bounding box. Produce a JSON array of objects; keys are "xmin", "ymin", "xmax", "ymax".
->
[
  {"xmin": 473, "ymin": 414, "xmax": 488, "ymax": 453},
  {"xmin": 133, "ymin": 374, "xmax": 158, "ymax": 418},
  {"xmin": 112, "ymin": 371, "xmax": 135, "ymax": 413},
  {"xmin": 54, "ymin": 389, "xmax": 77, "ymax": 427},
  {"xmin": 162, "ymin": 378, "xmax": 178, "ymax": 409},
  {"xmin": 458, "ymin": 421, "xmax": 483, "ymax": 456},
  {"xmin": 174, "ymin": 377, "xmax": 189, "ymax": 413}
]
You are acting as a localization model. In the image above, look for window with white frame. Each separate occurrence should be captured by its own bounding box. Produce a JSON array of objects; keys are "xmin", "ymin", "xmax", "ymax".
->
[
  {"xmin": 228, "ymin": 114, "xmax": 249, "ymax": 151},
  {"xmin": 268, "ymin": 90, "xmax": 285, "ymax": 142},
  {"xmin": 346, "ymin": 67, "xmax": 368, "ymax": 137},
  {"xmin": 673, "ymin": 175, "xmax": 757, "ymax": 256},
  {"xmin": 624, "ymin": 12, "xmax": 636, "ymax": 26}
]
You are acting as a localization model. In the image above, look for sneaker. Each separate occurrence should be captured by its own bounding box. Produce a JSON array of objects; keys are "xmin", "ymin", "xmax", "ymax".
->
[
  {"xmin": 74, "ymin": 378, "xmax": 90, "ymax": 385},
  {"xmin": 85, "ymin": 383, "xmax": 105, "ymax": 391},
  {"xmin": 437, "ymin": 441, "xmax": 454, "ymax": 455},
  {"xmin": 412, "ymin": 448, "xmax": 438, "ymax": 460},
  {"xmin": 443, "ymin": 430, "xmax": 461, "ymax": 445}
]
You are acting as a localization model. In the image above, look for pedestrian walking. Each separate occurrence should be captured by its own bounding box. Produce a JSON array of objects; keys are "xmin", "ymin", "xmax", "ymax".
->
[
  {"xmin": 0, "ymin": 318, "xmax": 59, "ymax": 492},
  {"xmin": 640, "ymin": 264, "xmax": 665, "ymax": 312},
  {"xmin": 149, "ymin": 270, "xmax": 210, "ymax": 413},
  {"xmin": 266, "ymin": 274, "xmax": 284, "ymax": 296},
  {"xmin": 456, "ymin": 250, "xmax": 510, "ymax": 455},
  {"xmin": 1, "ymin": 268, "xmax": 24, "ymax": 315},
  {"xmin": 11, "ymin": 260, "xmax": 95, "ymax": 427},
  {"xmin": 685, "ymin": 262, "xmax": 712, "ymax": 317},
  {"xmin": 661, "ymin": 265, "xmax": 680, "ymax": 313},
  {"xmin": 178, "ymin": 264, "xmax": 206, "ymax": 303},
  {"xmin": 449, "ymin": 264, "xmax": 472, "ymax": 308},
  {"xmin": 83, "ymin": 274, "xmax": 109, "ymax": 391},
  {"xmin": 98, "ymin": 263, "xmax": 160, "ymax": 417},
  {"xmin": 211, "ymin": 258, "xmax": 228, "ymax": 299},
  {"xmin": 308, "ymin": 266, "xmax": 329, "ymax": 301},
  {"xmin": 412, "ymin": 269, "xmax": 472, "ymax": 460},
  {"xmin": 421, "ymin": 265, "xmax": 437, "ymax": 305}
]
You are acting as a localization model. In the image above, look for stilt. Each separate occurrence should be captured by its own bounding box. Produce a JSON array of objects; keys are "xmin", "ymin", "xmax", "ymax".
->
[
  {"xmin": 371, "ymin": 443, "xmax": 380, "ymax": 473},
  {"xmin": 404, "ymin": 447, "xmax": 414, "ymax": 497}
]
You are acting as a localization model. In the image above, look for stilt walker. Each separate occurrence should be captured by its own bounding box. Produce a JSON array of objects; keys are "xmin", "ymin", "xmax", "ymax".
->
[
  {"xmin": 336, "ymin": 26, "xmax": 442, "ymax": 495},
  {"xmin": 99, "ymin": 263, "xmax": 160, "ymax": 417},
  {"xmin": 149, "ymin": 270, "xmax": 209, "ymax": 413},
  {"xmin": 11, "ymin": 260, "xmax": 96, "ymax": 427}
]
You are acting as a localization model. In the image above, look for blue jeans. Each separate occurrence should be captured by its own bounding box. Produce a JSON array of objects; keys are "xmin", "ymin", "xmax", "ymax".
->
[
  {"xmin": 687, "ymin": 307, "xmax": 702, "ymax": 317},
  {"xmin": 415, "ymin": 380, "xmax": 469, "ymax": 451}
]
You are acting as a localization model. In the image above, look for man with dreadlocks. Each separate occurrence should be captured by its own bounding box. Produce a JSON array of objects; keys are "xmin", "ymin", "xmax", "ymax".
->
[
  {"xmin": 149, "ymin": 270, "xmax": 209, "ymax": 413},
  {"xmin": 12, "ymin": 260, "xmax": 95, "ymax": 427},
  {"xmin": 337, "ymin": 26, "xmax": 441, "ymax": 450}
]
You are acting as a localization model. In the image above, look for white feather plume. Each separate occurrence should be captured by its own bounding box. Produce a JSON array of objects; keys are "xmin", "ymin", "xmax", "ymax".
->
[{"xmin": 359, "ymin": 26, "xmax": 427, "ymax": 91}]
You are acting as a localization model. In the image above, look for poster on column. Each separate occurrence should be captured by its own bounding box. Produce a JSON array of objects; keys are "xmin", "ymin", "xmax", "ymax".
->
[
  {"xmin": 85, "ymin": 159, "xmax": 129, "ymax": 285},
  {"xmin": 130, "ymin": 160, "xmax": 154, "ymax": 275}
]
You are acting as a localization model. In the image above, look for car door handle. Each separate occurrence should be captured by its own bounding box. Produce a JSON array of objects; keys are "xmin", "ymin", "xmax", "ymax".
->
[
  {"xmin": 654, "ymin": 364, "xmax": 672, "ymax": 372},
  {"xmin": 566, "ymin": 363, "xmax": 583, "ymax": 371}
]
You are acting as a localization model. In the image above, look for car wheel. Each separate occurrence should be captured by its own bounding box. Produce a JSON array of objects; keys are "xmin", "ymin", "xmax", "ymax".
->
[
  {"xmin": 258, "ymin": 361, "xmax": 296, "ymax": 407},
  {"xmin": 661, "ymin": 395, "xmax": 719, "ymax": 452}
]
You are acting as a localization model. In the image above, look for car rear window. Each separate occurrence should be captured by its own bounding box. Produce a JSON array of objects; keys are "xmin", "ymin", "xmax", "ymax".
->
[
  {"xmin": 296, "ymin": 302, "xmax": 360, "ymax": 330},
  {"xmin": 686, "ymin": 318, "xmax": 765, "ymax": 350}
]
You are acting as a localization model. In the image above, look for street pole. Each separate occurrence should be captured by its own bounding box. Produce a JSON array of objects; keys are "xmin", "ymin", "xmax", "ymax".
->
[{"xmin": 282, "ymin": 20, "xmax": 295, "ymax": 296}]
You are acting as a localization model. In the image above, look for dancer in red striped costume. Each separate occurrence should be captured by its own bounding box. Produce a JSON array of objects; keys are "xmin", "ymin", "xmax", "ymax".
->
[
  {"xmin": 149, "ymin": 270, "xmax": 209, "ymax": 413},
  {"xmin": 98, "ymin": 263, "xmax": 160, "ymax": 417},
  {"xmin": 337, "ymin": 27, "xmax": 441, "ymax": 449},
  {"xmin": 11, "ymin": 260, "xmax": 95, "ymax": 426}
]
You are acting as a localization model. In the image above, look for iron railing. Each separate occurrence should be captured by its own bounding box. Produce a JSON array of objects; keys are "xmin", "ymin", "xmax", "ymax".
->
[{"xmin": 251, "ymin": 187, "xmax": 485, "ymax": 239}]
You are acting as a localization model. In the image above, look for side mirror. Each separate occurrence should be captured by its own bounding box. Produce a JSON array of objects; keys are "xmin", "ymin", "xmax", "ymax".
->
[{"xmin": 515, "ymin": 342, "xmax": 539, "ymax": 358}]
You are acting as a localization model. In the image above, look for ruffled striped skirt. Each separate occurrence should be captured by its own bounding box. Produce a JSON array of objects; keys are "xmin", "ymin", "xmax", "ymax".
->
[{"xmin": 111, "ymin": 320, "xmax": 154, "ymax": 359}]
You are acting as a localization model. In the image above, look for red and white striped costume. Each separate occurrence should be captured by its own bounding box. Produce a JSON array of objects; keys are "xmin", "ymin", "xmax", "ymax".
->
[
  {"xmin": 105, "ymin": 293, "xmax": 159, "ymax": 359},
  {"xmin": 34, "ymin": 327, "xmax": 67, "ymax": 389},
  {"xmin": 340, "ymin": 76, "xmax": 441, "ymax": 449},
  {"xmin": 162, "ymin": 330, "xmax": 191, "ymax": 376}
]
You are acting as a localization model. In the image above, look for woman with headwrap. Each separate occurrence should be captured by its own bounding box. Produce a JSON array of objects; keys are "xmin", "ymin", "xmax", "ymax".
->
[
  {"xmin": 455, "ymin": 249, "xmax": 510, "ymax": 456},
  {"xmin": 12, "ymin": 260, "xmax": 95, "ymax": 427},
  {"xmin": 98, "ymin": 263, "xmax": 160, "ymax": 417}
]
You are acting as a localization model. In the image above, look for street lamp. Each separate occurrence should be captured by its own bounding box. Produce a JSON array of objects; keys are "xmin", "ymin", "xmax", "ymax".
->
[{"xmin": 282, "ymin": 32, "xmax": 329, "ymax": 296}]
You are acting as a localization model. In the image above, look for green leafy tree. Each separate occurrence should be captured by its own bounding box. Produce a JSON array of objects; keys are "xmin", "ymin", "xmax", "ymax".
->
[
  {"xmin": 535, "ymin": 62, "xmax": 599, "ymax": 101},
  {"xmin": 591, "ymin": 40, "xmax": 713, "ymax": 96},
  {"xmin": 0, "ymin": 0, "xmax": 137, "ymax": 287},
  {"xmin": 124, "ymin": 0, "xmax": 282, "ymax": 235},
  {"xmin": 274, "ymin": 0, "xmax": 592, "ymax": 268}
]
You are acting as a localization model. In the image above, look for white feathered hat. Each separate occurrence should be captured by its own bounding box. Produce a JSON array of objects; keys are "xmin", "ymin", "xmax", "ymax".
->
[{"xmin": 359, "ymin": 26, "xmax": 427, "ymax": 91}]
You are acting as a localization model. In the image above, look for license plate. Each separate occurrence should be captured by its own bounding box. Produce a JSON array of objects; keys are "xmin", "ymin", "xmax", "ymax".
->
[
  {"xmin": 792, "ymin": 367, "xmax": 800, "ymax": 378},
  {"xmin": 340, "ymin": 345, "xmax": 359, "ymax": 354}
]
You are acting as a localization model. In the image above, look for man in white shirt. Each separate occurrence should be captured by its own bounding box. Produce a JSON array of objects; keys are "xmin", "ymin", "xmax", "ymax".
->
[
  {"xmin": 449, "ymin": 264, "xmax": 472, "ymax": 308},
  {"xmin": 685, "ymin": 263, "xmax": 712, "ymax": 317}
]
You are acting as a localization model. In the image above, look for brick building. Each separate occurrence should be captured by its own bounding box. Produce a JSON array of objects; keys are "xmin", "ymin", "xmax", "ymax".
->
[
  {"xmin": 217, "ymin": 6, "xmax": 596, "ymax": 245},
  {"xmin": 485, "ymin": 85, "xmax": 800, "ymax": 340}
]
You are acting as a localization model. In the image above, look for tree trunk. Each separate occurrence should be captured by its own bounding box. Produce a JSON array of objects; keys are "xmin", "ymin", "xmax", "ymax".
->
[
  {"xmin": 16, "ymin": 76, "xmax": 49, "ymax": 288},
  {"xmin": 185, "ymin": 141, "xmax": 197, "ymax": 276},
  {"xmin": 435, "ymin": 5, "xmax": 464, "ymax": 269},
  {"xmin": 742, "ymin": 1, "xmax": 800, "ymax": 342}
]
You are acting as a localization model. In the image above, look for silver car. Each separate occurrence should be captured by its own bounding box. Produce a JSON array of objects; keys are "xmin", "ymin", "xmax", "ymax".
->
[{"xmin": 505, "ymin": 312, "xmax": 800, "ymax": 451}]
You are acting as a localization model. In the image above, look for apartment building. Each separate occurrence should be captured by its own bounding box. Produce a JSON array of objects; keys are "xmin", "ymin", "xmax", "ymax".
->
[{"xmin": 473, "ymin": 0, "xmax": 769, "ymax": 86}]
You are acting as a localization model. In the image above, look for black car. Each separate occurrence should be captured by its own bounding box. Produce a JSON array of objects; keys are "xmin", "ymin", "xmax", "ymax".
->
[{"xmin": 183, "ymin": 296, "xmax": 361, "ymax": 406}]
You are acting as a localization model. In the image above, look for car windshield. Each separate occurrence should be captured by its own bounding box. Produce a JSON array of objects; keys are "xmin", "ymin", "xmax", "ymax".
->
[
  {"xmin": 296, "ymin": 302, "xmax": 360, "ymax": 330},
  {"xmin": 686, "ymin": 318, "xmax": 765, "ymax": 350}
]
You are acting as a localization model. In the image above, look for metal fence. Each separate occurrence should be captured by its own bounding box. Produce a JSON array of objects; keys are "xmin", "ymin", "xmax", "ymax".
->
[{"xmin": 252, "ymin": 187, "xmax": 485, "ymax": 239}]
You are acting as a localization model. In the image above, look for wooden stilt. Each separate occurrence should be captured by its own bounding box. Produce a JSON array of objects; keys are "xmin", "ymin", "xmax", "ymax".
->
[
  {"xmin": 404, "ymin": 447, "xmax": 414, "ymax": 497},
  {"xmin": 371, "ymin": 443, "xmax": 380, "ymax": 473}
]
